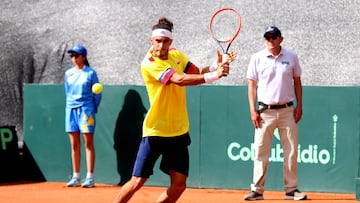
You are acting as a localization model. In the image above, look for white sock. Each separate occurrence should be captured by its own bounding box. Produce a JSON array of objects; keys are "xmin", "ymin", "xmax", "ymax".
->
[
  {"xmin": 86, "ymin": 172, "xmax": 93, "ymax": 179},
  {"xmin": 73, "ymin": 172, "xmax": 80, "ymax": 179}
]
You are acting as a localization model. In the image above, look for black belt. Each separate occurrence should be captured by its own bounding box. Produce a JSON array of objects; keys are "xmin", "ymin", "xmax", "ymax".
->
[
  {"xmin": 257, "ymin": 101, "xmax": 293, "ymax": 114},
  {"xmin": 259, "ymin": 101, "xmax": 293, "ymax": 109}
]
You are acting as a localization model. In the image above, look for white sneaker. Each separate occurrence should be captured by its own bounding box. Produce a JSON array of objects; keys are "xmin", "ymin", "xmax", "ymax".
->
[
  {"xmin": 285, "ymin": 189, "xmax": 307, "ymax": 200},
  {"xmin": 66, "ymin": 177, "xmax": 80, "ymax": 187},
  {"xmin": 81, "ymin": 178, "xmax": 95, "ymax": 188}
]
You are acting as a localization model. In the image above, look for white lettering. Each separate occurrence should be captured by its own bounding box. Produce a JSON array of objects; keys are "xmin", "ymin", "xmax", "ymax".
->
[
  {"xmin": 227, "ymin": 142, "xmax": 241, "ymax": 161},
  {"xmin": 227, "ymin": 142, "xmax": 331, "ymax": 165},
  {"xmin": 318, "ymin": 149, "xmax": 330, "ymax": 164},
  {"xmin": 239, "ymin": 145, "xmax": 252, "ymax": 161},
  {"xmin": 301, "ymin": 145, "xmax": 314, "ymax": 163}
]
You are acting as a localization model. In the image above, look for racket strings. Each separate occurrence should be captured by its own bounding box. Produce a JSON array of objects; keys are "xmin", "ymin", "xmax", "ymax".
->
[{"xmin": 210, "ymin": 10, "xmax": 241, "ymax": 42}]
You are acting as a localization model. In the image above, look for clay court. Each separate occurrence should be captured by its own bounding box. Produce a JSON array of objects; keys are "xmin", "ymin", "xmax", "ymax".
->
[{"xmin": 0, "ymin": 181, "xmax": 356, "ymax": 203}]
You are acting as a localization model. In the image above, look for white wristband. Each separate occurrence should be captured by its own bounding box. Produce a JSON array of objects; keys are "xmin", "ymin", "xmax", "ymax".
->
[
  {"xmin": 209, "ymin": 61, "xmax": 217, "ymax": 72},
  {"xmin": 204, "ymin": 71, "xmax": 219, "ymax": 83}
]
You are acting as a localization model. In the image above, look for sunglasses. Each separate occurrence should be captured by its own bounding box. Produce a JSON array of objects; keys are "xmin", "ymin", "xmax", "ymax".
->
[
  {"xmin": 70, "ymin": 54, "xmax": 80, "ymax": 58},
  {"xmin": 265, "ymin": 35, "xmax": 279, "ymax": 41}
]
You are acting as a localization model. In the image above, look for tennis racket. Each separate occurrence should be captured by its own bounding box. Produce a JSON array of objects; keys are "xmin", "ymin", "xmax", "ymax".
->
[{"xmin": 209, "ymin": 7, "xmax": 242, "ymax": 63}]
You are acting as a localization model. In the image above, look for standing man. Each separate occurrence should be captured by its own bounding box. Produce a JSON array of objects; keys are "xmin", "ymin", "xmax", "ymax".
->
[
  {"xmin": 113, "ymin": 17, "xmax": 236, "ymax": 203},
  {"xmin": 244, "ymin": 26, "xmax": 306, "ymax": 201}
]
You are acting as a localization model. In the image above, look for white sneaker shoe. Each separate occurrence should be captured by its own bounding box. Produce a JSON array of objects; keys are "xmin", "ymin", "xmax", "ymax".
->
[
  {"xmin": 66, "ymin": 177, "xmax": 80, "ymax": 187},
  {"xmin": 285, "ymin": 189, "xmax": 307, "ymax": 200}
]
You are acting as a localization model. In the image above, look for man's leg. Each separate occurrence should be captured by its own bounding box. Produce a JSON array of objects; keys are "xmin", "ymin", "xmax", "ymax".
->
[
  {"xmin": 278, "ymin": 107, "xmax": 299, "ymax": 192},
  {"xmin": 251, "ymin": 110, "xmax": 277, "ymax": 194},
  {"xmin": 112, "ymin": 176, "xmax": 147, "ymax": 203},
  {"xmin": 156, "ymin": 170, "xmax": 187, "ymax": 203}
]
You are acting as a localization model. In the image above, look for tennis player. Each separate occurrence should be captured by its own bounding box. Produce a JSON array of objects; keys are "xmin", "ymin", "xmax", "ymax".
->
[{"xmin": 112, "ymin": 17, "xmax": 236, "ymax": 203}]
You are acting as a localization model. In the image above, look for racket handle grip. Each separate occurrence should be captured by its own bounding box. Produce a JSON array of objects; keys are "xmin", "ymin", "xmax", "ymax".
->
[
  {"xmin": 222, "ymin": 53, "xmax": 227, "ymax": 63},
  {"xmin": 222, "ymin": 53, "xmax": 228, "ymax": 76}
]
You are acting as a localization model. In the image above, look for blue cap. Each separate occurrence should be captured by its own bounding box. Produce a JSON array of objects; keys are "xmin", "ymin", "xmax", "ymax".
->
[
  {"xmin": 67, "ymin": 44, "xmax": 87, "ymax": 56},
  {"xmin": 264, "ymin": 26, "xmax": 282, "ymax": 37}
]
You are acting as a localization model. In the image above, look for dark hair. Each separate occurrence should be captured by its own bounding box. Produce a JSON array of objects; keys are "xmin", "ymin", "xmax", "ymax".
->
[
  {"xmin": 84, "ymin": 57, "xmax": 90, "ymax": 66},
  {"xmin": 152, "ymin": 17, "xmax": 173, "ymax": 32}
]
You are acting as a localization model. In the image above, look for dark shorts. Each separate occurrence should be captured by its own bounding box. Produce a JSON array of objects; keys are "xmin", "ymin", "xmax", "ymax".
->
[{"xmin": 132, "ymin": 133, "xmax": 191, "ymax": 178}]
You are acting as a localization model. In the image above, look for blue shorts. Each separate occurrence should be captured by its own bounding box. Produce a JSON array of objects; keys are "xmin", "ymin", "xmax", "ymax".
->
[
  {"xmin": 65, "ymin": 106, "xmax": 96, "ymax": 133},
  {"xmin": 132, "ymin": 133, "xmax": 191, "ymax": 178}
]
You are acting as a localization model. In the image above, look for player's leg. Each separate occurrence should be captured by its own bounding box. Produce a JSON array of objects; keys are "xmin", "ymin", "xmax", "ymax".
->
[
  {"xmin": 157, "ymin": 134, "xmax": 190, "ymax": 203},
  {"xmin": 156, "ymin": 170, "xmax": 187, "ymax": 203},
  {"xmin": 113, "ymin": 176, "xmax": 148, "ymax": 203},
  {"xmin": 113, "ymin": 137, "xmax": 160, "ymax": 202}
]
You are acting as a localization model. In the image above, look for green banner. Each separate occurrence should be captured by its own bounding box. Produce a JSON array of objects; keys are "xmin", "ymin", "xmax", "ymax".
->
[{"xmin": 23, "ymin": 84, "xmax": 360, "ymax": 193}]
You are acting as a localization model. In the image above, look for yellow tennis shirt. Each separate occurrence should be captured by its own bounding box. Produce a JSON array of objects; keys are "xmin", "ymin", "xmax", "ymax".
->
[{"xmin": 141, "ymin": 48, "xmax": 194, "ymax": 137}]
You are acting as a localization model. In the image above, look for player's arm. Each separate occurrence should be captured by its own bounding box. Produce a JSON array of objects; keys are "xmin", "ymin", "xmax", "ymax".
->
[
  {"xmin": 169, "ymin": 60, "xmax": 231, "ymax": 86},
  {"xmin": 187, "ymin": 50, "xmax": 237, "ymax": 75},
  {"xmin": 169, "ymin": 50, "xmax": 237, "ymax": 86}
]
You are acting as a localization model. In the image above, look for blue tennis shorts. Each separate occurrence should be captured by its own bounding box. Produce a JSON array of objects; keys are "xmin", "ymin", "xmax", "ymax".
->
[
  {"xmin": 65, "ymin": 106, "xmax": 96, "ymax": 133},
  {"xmin": 132, "ymin": 133, "xmax": 191, "ymax": 178}
]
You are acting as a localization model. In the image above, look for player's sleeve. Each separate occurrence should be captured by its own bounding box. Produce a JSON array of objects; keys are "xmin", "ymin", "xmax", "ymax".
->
[
  {"xmin": 143, "ymin": 56, "xmax": 175, "ymax": 85},
  {"xmin": 184, "ymin": 62, "xmax": 196, "ymax": 74},
  {"xmin": 142, "ymin": 50, "xmax": 192, "ymax": 85},
  {"xmin": 158, "ymin": 49, "xmax": 191, "ymax": 84},
  {"xmin": 158, "ymin": 68, "xmax": 176, "ymax": 85}
]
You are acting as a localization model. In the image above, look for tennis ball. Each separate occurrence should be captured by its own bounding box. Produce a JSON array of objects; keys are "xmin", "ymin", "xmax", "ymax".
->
[{"xmin": 92, "ymin": 83, "xmax": 103, "ymax": 94}]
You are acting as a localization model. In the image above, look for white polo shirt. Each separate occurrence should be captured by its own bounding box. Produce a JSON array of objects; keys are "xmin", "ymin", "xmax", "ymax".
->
[{"xmin": 246, "ymin": 47, "xmax": 301, "ymax": 105}]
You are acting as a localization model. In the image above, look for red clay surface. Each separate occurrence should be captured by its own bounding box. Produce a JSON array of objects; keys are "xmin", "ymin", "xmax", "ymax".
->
[{"xmin": 0, "ymin": 181, "xmax": 357, "ymax": 203}]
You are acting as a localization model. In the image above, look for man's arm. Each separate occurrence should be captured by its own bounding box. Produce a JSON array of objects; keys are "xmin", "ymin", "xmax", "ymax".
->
[
  {"xmin": 169, "ymin": 50, "xmax": 236, "ymax": 86},
  {"xmin": 293, "ymin": 76, "xmax": 303, "ymax": 123},
  {"xmin": 169, "ymin": 62, "xmax": 229, "ymax": 86},
  {"xmin": 248, "ymin": 79, "xmax": 261, "ymax": 128}
]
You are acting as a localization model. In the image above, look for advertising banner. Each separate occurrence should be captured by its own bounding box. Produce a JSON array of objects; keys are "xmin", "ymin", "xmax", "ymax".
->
[{"xmin": 24, "ymin": 85, "xmax": 359, "ymax": 193}]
